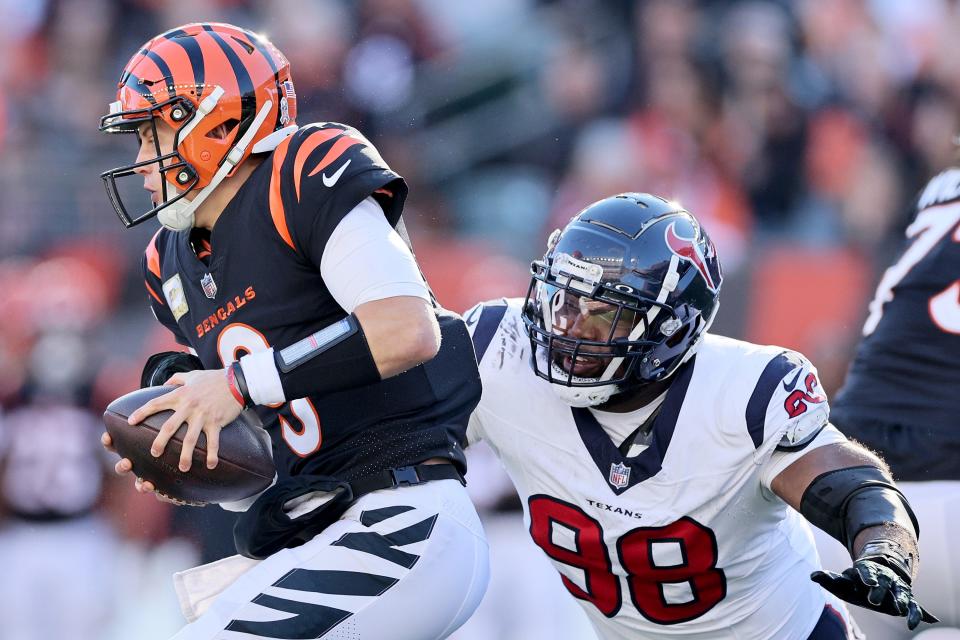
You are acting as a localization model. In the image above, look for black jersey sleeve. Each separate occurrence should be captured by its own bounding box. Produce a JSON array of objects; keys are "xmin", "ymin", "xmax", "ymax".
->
[
  {"xmin": 142, "ymin": 230, "xmax": 191, "ymax": 347},
  {"xmin": 275, "ymin": 123, "xmax": 408, "ymax": 268}
]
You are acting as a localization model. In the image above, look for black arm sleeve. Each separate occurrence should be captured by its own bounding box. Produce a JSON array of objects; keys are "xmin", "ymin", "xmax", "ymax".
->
[
  {"xmin": 800, "ymin": 465, "xmax": 920, "ymax": 554},
  {"xmin": 273, "ymin": 313, "xmax": 381, "ymax": 400}
]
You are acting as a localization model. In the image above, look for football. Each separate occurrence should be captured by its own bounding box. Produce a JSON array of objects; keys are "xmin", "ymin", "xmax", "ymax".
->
[{"xmin": 103, "ymin": 386, "xmax": 275, "ymax": 505}]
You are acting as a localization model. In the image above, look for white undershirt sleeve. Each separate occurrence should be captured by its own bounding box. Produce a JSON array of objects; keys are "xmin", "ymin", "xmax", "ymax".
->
[
  {"xmin": 239, "ymin": 197, "xmax": 430, "ymax": 407},
  {"xmin": 319, "ymin": 197, "xmax": 430, "ymax": 313}
]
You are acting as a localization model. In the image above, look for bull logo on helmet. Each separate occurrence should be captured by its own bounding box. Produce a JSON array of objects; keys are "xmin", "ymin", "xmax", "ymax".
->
[{"xmin": 664, "ymin": 221, "xmax": 719, "ymax": 292}]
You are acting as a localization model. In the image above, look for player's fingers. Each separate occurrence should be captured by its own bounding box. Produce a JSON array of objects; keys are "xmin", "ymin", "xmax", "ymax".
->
[
  {"xmin": 906, "ymin": 601, "xmax": 922, "ymax": 630},
  {"xmin": 867, "ymin": 584, "xmax": 888, "ymax": 607},
  {"xmin": 134, "ymin": 476, "xmax": 156, "ymax": 493},
  {"xmin": 129, "ymin": 394, "xmax": 174, "ymax": 425},
  {"xmin": 854, "ymin": 562, "xmax": 880, "ymax": 588},
  {"xmin": 205, "ymin": 425, "xmax": 220, "ymax": 470},
  {"xmin": 115, "ymin": 458, "xmax": 133, "ymax": 475},
  {"xmin": 810, "ymin": 570, "xmax": 843, "ymax": 587},
  {"xmin": 101, "ymin": 432, "xmax": 114, "ymax": 451},
  {"xmin": 179, "ymin": 420, "xmax": 203, "ymax": 472},
  {"xmin": 151, "ymin": 410, "xmax": 186, "ymax": 457}
]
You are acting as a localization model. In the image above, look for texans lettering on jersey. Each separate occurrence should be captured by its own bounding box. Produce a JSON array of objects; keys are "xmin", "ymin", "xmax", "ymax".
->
[
  {"xmin": 140, "ymin": 122, "xmax": 480, "ymax": 482},
  {"xmin": 465, "ymin": 299, "xmax": 853, "ymax": 640},
  {"xmin": 833, "ymin": 167, "xmax": 960, "ymax": 431}
]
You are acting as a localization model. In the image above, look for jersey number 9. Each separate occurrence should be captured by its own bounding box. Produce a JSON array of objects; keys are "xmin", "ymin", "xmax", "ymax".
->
[{"xmin": 217, "ymin": 323, "xmax": 323, "ymax": 457}]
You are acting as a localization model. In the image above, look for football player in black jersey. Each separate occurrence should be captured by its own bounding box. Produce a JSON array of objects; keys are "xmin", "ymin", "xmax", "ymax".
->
[
  {"xmin": 819, "ymin": 169, "xmax": 960, "ymax": 638},
  {"xmin": 98, "ymin": 23, "xmax": 488, "ymax": 639}
]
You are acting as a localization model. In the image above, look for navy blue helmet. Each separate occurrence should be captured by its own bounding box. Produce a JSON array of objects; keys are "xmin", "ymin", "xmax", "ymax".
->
[{"xmin": 522, "ymin": 193, "xmax": 723, "ymax": 406}]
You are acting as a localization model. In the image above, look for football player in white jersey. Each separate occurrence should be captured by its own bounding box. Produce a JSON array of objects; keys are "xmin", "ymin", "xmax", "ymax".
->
[{"xmin": 465, "ymin": 193, "xmax": 937, "ymax": 639}]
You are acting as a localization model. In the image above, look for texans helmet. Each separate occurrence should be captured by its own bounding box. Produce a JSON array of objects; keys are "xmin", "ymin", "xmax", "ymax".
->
[{"xmin": 522, "ymin": 193, "xmax": 723, "ymax": 407}]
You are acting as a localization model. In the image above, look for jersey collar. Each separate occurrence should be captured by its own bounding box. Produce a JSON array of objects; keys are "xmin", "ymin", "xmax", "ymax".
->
[{"xmin": 571, "ymin": 356, "xmax": 696, "ymax": 496}]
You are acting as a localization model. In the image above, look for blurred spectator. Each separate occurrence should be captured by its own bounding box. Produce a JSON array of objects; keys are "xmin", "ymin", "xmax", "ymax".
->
[{"xmin": 3, "ymin": 0, "xmax": 960, "ymax": 636}]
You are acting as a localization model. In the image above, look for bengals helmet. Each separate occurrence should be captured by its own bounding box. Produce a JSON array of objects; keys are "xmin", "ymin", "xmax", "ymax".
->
[
  {"xmin": 99, "ymin": 23, "xmax": 298, "ymax": 230},
  {"xmin": 522, "ymin": 193, "xmax": 723, "ymax": 407}
]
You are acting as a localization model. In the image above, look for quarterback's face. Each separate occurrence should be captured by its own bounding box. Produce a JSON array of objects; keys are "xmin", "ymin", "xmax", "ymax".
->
[
  {"xmin": 550, "ymin": 291, "xmax": 639, "ymax": 378},
  {"xmin": 134, "ymin": 120, "xmax": 184, "ymax": 205}
]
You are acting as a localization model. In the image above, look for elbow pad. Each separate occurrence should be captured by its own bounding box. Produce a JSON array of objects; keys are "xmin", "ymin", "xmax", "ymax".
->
[
  {"xmin": 141, "ymin": 351, "xmax": 204, "ymax": 388},
  {"xmin": 800, "ymin": 465, "xmax": 919, "ymax": 554}
]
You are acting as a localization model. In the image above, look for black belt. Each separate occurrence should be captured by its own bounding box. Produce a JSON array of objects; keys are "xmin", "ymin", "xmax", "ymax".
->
[
  {"xmin": 234, "ymin": 462, "xmax": 464, "ymax": 560},
  {"xmin": 349, "ymin": 462, "xmax": 465, "ymax": 497}
]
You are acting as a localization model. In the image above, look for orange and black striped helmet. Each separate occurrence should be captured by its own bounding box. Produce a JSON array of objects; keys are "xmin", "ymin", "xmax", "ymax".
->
[{"xmin": 99, "ymin": 23, "xmax": 298, "ymax": 230}]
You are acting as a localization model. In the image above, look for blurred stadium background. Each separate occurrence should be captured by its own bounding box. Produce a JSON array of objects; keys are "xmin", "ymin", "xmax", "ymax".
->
[{"xmin": 0, "ymin": 0, "xmax": 956, "ymax": 638}]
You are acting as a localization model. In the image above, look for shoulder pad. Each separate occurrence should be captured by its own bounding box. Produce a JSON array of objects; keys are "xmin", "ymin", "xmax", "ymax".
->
[
  {"xmin": 266, "ymin": 123, "xmax": 403, "ymax": 253},
  {"xmin": 283, "ymin": 123, "xmax": 387, "ymax": 199},
  {"xmin": 745, "ymin": 348, "xmax": 828, "ymax": 450},
  {"xmin": 465, "ymin": 298, "xmax": 527, "ymax": 366}
]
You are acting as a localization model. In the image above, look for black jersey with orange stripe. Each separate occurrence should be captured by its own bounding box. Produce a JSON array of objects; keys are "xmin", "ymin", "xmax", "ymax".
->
[{"xmin": 139, "ymin": 122, "xmax": 480, "ymax": 482}]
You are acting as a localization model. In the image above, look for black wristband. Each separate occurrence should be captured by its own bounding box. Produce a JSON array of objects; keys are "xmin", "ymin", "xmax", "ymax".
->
[
  {"xmin": 229, "ymin": 362, "xmax": 254, "ymax": 408},
  {"xmin": 273, "ymin": 314, "xmax": 381, "ymax": 400},
  {"xmin": 858, "ymin": 538, "xmax": 916, "ymax": 582}
]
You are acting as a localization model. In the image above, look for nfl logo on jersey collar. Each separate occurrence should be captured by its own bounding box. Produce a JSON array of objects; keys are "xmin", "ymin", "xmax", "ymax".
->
[
  {"xmin": 609, "ymin": 462, "xmax": 631, "ymax": 489},
  {"xmin": 201, "ymin": 273, "xmax": 218, "ymax": 299}
]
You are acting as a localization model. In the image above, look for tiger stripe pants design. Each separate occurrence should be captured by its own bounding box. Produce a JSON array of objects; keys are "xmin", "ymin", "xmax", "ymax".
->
[{"xmin": 171, "ymin": 479, "xmax": 490, "ymax": 639}]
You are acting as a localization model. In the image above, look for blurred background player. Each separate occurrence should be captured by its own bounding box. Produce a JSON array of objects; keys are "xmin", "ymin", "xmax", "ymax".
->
[
  {"xmin": 98, "ymin": 22, "xmax": 488, "ymax": 639},
  {"xmin": 815, "ymin": 165, "xmax": 960, "ymax": 639},
  {"xmin": 0, "ymin": 330, "xmax": 117, "ymax": 640},
  {"xmin": 466, "ymin": 194, "xmax": 935, "ymax": 639},
  {"xmin": 2, "ymin": 1, "xmax": 960, "ymax": 637}
]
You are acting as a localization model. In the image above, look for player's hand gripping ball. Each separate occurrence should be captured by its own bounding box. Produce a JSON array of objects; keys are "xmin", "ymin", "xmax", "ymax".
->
[{"xmin": 103, "ymin": 386, "xmax": 274, "ymax": 505}]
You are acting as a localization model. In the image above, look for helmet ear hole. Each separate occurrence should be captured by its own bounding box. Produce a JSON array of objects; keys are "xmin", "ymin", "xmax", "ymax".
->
[{"xmin": 207, "ymin": 119, "xmax": 240, "ymax": 141}]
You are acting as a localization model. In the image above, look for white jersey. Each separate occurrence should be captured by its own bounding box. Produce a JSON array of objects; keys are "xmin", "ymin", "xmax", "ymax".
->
[{"xmin": 465, "ymin": 299, "xmax": 856, "ymax": 640}]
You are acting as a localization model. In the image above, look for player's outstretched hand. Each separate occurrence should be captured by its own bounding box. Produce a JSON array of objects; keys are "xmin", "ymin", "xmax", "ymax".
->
[
  {"xmin": 127, "ymin": 368, "xmax": 244, "ymax": 473},
  {"xmin": 811, "ymin": 560, "xmax": 938, "ymax": 630}
]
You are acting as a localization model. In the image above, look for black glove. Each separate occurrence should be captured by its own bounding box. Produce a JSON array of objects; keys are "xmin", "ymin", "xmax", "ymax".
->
[
  {"xmin": 140, "ymin": 351, "xmax": 204, "ymax": 388},
  {"xmin": 812, "ymin": 557, "xmax": 938, "ymax": 630}
]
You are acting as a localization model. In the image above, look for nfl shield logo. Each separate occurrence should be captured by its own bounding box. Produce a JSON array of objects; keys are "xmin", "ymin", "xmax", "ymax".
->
[
  {"xmin": 609, "ymin": 462, "xmax": 631, "ymax": 489},
  {"xmin": 200, "ymin": 273, "xmax": 217, "ymax": 299}
]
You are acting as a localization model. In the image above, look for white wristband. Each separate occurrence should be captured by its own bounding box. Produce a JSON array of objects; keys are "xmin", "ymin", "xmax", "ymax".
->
[{"xmin": 239, "ymin": 349, "xmax": 286, "ymax": 406}]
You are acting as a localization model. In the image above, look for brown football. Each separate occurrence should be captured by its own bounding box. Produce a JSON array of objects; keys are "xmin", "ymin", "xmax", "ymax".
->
[{"xmin": 103, "ymin": 386, "xmax": 275, "ymax": 505}]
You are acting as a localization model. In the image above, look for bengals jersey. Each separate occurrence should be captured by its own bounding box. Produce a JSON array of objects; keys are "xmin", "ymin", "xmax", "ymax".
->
[
  {"xmin": 141, "ymin": 123, "xmax": 481, "ymax": 481},
  {"xmin": 832, "ymin": 168, "xmax": 960, "ymax": 434},
  {"xmin": 465, "ymin": 299, "xmax": 856, "ymax": 640}
]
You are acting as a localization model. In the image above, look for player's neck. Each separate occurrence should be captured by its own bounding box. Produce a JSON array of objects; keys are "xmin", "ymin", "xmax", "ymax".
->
[
  {"xmin": 593, "ymin": 377, "xmax": 672, "ymax": 413},
  {"xmin": 193, "ymin": 156, "xmax": 265, "ymax": 230}
]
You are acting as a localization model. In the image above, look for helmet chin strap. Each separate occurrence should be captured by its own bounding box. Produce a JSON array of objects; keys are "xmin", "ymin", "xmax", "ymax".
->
[
  {"xmin": 547, "ymin": 365, "xmax": 620, "ymax": 407},
  {"xmin": 158, "ymin": 98, "xmax": 275, "ymax": 231}
]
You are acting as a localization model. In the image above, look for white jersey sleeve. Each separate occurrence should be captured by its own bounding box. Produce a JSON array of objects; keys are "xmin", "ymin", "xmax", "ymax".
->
[{"xmin": 736, "ymin": 349, "xmax": 832, "ymax": 462}]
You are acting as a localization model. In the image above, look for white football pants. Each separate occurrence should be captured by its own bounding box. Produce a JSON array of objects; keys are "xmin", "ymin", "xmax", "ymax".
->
[{"xmin": 170, "ymin": 479, "xmax": 489, "ymax": 639}]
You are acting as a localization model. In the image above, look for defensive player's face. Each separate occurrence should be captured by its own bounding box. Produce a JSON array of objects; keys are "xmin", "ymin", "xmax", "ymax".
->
[
  {"xmin": 133, "ymin": 120, "xmax": 182, "ymax": 206},
  {"xmin": 550, "ymin": 291, "xmax": 639, "ymax": 378}
]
